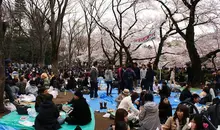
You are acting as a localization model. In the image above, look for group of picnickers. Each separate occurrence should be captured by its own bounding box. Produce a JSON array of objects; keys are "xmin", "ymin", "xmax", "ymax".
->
[{"xmin": 2, "ymin": 58, "xmax": 220, "ymax": 130}]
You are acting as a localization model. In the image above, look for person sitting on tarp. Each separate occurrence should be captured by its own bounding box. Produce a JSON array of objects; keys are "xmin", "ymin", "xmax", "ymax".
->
[
  {"xmin": 107, "ymin": 108, "xmax": 130, "ymax": 130},
  {"xmin": 159, "ymin": 96, "xmax": 172, "ymax": 124},
  {"xmin": 199, "ymin": 87, "xmax": 212, "ymax": 104},
  {"xmin": 118, "ymin": 92, "xmax": 139, "ymax": 121},
  {"xmin": 206, "ymin": 98, "xmax": 220, "ymax": 128},
  {"xmin": 115, "ymin": 89, "xmax": 130, "ymax": 108},
  {"xmin": 65, "ymin": 90, "xmax": 91, "ymax": 125},
  {"xmin": 179, "ymin": 83, "xmax": 192, "ymax": 102},
  {"xmin": 136, "ymin": 90, "xmax": 147, "ymax": 110},
  {"xmin": 66, "ymin": 76, "xmax": 76, "ymax": 90},
  {"xmin": 35, "ymin": 87, "xmax": 48, "ymax": 112},
  {"xmin": 184, "ymin": 93, "xmax": 200, "ymax": 114},
  {"xmin": 159, "ymin": 82, "xmax": 171, "ymax": 98},
  {"xmin": 34, "ymin": 94, "xmax": 62, "ymax": 130},
  {"xmin": 25, "ymin": 79, "xmax": 38, "ymax": 96}
]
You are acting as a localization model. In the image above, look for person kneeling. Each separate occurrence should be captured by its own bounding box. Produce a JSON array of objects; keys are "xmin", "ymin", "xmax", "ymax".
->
[
  {"xmin": 65, "ymin": 90, "xmax": 91, "ymax": 125},
  {"xmin": 34, "ymin": 94, "xmax": 61, "ymax": 130}
]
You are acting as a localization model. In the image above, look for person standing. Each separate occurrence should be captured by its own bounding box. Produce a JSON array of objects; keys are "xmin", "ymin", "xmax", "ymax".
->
[
  {"xmin": 140, "ymin": 64, "xmax": 147, "ymax": 89},
  {"xmin": 117, "ymin": 65, "xmax": 126, "ymax": 94},
  {"xmin": 133, "ymin": 62, "xmax": 140, "ymax": 89},
  {"xmin": 123, "ymin": 64, "xmax": 136, "ymax": 91},
  {"xmin": 145, "ymin": 64, "xmax": 156, "ymax": 91},
  {"xmin": 170, "ymin": 68, "xmax": 176, "ymax": 85},
  {"xmin": 90, "ymin": 61, "xmax": 99, "ymax": 99},
  {"xmin": 105, "ymin": 65, "xmax": 114, "ymax": 96}
]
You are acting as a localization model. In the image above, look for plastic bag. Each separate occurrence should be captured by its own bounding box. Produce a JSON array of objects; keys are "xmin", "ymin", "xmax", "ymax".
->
[
  {"xmin": 27, "ymin": 108, "xmax": 37, "ymax": 117},
  {"xmin": 48, "ymin": 87, "xmax": 58, "ymax": 98},
  {"xmin": 4, "ymin": 102, "xmax": 16, "ymax": 111},
  {"xmin": 19, "ymin": 94, "xmax": 36, "ymax": 102}
]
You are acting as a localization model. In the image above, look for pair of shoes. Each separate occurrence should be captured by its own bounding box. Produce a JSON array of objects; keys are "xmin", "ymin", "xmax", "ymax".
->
[{"xmin": 100, "ymin": 102, "xmax": 107, "ymax": 109}]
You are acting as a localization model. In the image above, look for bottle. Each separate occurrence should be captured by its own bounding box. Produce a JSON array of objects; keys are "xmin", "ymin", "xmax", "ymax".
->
[{"xmin": 64, "ymin": 89, "xmax": 67, "ymax": 96}]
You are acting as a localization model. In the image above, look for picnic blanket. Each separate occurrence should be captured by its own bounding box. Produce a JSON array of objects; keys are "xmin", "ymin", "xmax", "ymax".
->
[{"xmin": 0, "ymin": 106, "xmax": 95, "ymax": 130}]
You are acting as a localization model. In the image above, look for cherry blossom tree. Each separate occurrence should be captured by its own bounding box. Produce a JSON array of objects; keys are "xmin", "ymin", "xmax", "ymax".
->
[{"xmin": 156, "ymin": 0, "xmax": 219, "ymax": 84}]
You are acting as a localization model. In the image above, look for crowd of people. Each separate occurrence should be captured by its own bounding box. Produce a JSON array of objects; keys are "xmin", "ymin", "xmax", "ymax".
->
[{"xmin": 2, "ymin": 59, "xmax": 220, "ymax": 130}]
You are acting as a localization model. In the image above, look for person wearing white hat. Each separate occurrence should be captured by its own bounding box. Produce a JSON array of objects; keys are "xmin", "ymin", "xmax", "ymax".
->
[
  {"xmin": 118, "ymin": 92, "xmax": 139, "ymax": 121},
  {"xmin": 115, "ymin": 89, "xmax": 130, "ymax": 108}
]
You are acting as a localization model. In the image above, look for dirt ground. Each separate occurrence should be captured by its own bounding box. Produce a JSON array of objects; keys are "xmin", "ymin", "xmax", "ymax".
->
[{"xmin": 0, "ymin": 92, "xmax": 113, "ymax": 130}]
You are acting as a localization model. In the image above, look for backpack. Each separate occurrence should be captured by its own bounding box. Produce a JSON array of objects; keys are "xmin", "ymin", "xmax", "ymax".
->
[{"xmin": 126, "ymin": 69, "xmax": 134, "ymax": 80}]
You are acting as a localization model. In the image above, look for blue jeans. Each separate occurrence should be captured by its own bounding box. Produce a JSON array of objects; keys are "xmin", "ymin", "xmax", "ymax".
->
[{"xmin": 106, "ymin": 81, "xmax": 113, "ymax": 95}]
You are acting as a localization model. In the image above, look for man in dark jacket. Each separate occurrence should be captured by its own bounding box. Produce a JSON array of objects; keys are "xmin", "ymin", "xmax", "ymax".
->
[
  {"xmin": 34, "ymin": 94, "xmax": 61, "ymax": 130},
  {"xmin": 66, "ymin": 91, "xmax": 92, "ymax": 125},
  {"xmin": 90, "ymin": 61, "xmax": 99, "ymax": 99},
  {"xmin": 159, "ymin": 82, "xmax": 171, "ymax": 98},
  {"xmin": 144, "ymin": 64, "xmax": 156, "ymax": 91},
  {"xmin": 179, "ymin": 84, "xmax": 192, "ymax": 102},
  {"xmin": 207, "ymin": 98, "xmax": 220, "ymax": 128},
  {"xmin": 123, "ymin": 64, "xmax": 136, "ymax": 91},
  {"xmin": 66, "ymin": 76, "xmax": 76, "ymax": 90},
  {"xmin": 133, "ymin": 62, "xmax": 140, "ymax": 89}
]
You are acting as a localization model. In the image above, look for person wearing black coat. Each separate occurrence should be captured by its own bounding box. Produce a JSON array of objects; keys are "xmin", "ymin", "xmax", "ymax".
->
[
  {"xmin": 66, "ymin": 76, "xmax": 76, "ymax": 90},
  {"xmin": 133, "ymin": 62, "xmax": 140, "ymax": 88},
  {"xmin": 206, "ymin": 98, "xmax": 220, "ymax": 128},
  {"xmin": 34, "ymin": 94, "xmax": 61, "ymax": 130},
  {"xmin": 65, "ymin": 91, "xmax": 91, "ymax": 125},
  {"xmin": 159, "ymin": 82, "xmax": 171, "ymax": 98},
  {"xmin": 159, "ymin": 96, "xmax": 172, "ymax": 124},
  {"xmin": 144, "ymin": 64, "xmax": 156, "ymax": 91},
  {"xmin": 179, "ymin": 84, "xmax": 192, "ymax": 102},
  {"xmin": 35, "ymin": 87, "xmax": 48, "ymax": 112}
]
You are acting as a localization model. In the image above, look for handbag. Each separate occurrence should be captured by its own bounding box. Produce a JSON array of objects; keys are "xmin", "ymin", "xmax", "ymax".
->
[{"xmin": 16, "ymin": 105, "xmax": 31, "ymax": 115}]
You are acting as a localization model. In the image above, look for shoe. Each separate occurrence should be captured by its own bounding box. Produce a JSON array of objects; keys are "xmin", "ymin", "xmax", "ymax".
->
[
  {"xmin": 100, "ymin": 102, "xmax": 103, "ymax": 109},
  {"xmin": 103, "ymin": 102, "xmax": 107, "ymax": 109},
  {"xmin": 91, "ymin": 98, "xmax": 95, "ymax": 100}
]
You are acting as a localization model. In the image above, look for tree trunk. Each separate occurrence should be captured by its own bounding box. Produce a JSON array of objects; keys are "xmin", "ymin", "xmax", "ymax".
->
[
  {"xmin": 39, "ymin": 41, "xmax": 45, "ymax": 67},
  {"xmin": 186, "ymin": 26, "xmax": 202, "ymax": 84},
  {"xmin": 153, "ymin": 38, "xmax": 165, "ymax": 70},
  {"xmin": 119, "ymin": 47, "xmax": 123, "ymax": 66},
  {"xmin": 122, "ymin": 43, "xmax": 132, "ymax": 65},
  {"xmin": 51, "ymin": 43, "xmax": 59, "ymax": 75},
  {"xmin": 68, "ymin": 43, "xmax": 72, "ymax": 68},
  {"xmin": 0, "ymin": 52, "xmax": 5, "ymax": 113},
  {"xmin": 0, "ymin": 2, "xmax": 6, "ymax": 112},
  {"xmin": 68, "ymin": 53, "xmax": 72, "ymax": 68},
  {"xmin": 87, "ymin": 33, "xmax": 91, "ymax": 67}
]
